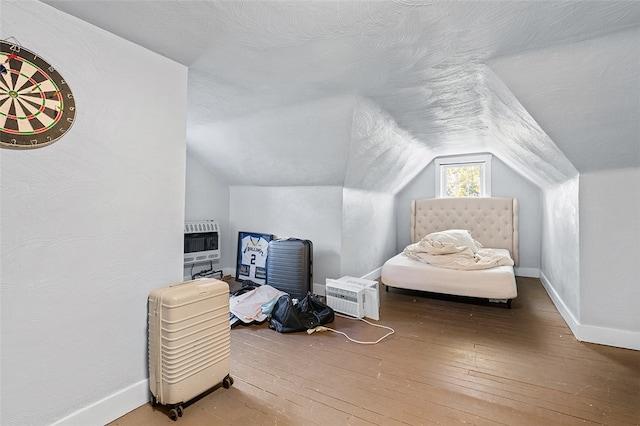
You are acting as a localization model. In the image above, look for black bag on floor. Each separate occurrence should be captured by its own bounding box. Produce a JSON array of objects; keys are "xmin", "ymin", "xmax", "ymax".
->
[{"xmin": 269, "ymin": 293, "xmax": 334, "ymax": 333}]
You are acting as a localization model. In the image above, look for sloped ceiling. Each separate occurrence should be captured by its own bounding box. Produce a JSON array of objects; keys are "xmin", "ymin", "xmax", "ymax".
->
[
  {"xmin": 42, "ymin": 0, "xmax": 640, "ymax": 190},
  {"xmin": 490, "ymin": 27, "xmax": 639, "ymax": 173}
]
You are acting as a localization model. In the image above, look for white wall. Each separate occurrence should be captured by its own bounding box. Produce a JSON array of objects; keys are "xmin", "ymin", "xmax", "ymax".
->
[
  {"xmin": 395, "ymin": 154, "xmax": 542, "ymax": 275},
  {"xmin": 579, "ymin": 168, "xmax": 640, "ymax": 348},
  {"xmin": 340, "ymin": 188, "xmax": 397, "ymax": 278},
  {"xmin": 0, "ymin": 2, "xmax": 188, "ymax": 425},
  {"xmin": 488, "ymin": 31, "xmax": 639, "ymax": 350},
  {"xmin": 539, "ymin": 178, "xmax": 581, "ymax": 323},
  {"xmin": 492, "ymin": 156, "xmax": 542, "ymax": 276},
  {"xmin": 539, "ymin": 172, "xmax": 640, "ymax": 350},
  {"xmin": 184, "ymin": 152, "xmax": 230, "ymax": 278},
  {"xmin": 229, "ymin": 186, "xmax": 343, "ymax": 287}
]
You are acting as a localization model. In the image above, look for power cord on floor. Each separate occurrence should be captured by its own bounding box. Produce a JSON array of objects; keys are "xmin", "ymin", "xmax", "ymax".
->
[{"xmin": 307, "ymin": 313, "xmax": 395, "ymax": 345}]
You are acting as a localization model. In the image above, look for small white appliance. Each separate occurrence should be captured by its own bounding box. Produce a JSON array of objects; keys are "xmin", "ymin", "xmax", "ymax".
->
[
  {"xmin": 184, "ymin": 220, "xmax": 220, "ymax": 265},
  {"xmin": 325, "ymin": 275, "xmax": 380, "ymax": 321},
  {"xmin": 325, "ymin": 279, "xmax": 366, "ymax": 319}
]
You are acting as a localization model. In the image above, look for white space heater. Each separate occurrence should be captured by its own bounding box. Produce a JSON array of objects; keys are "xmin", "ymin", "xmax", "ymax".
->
[{"xmin": 325, "ymin": 279, "xmax": 366, "ymax": 319}]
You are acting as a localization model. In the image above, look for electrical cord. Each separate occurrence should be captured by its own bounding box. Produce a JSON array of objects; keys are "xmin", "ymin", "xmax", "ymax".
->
[
  {"xmin": 307, "ymin": 313, "xmax": 395, "ymax": 345},
  {"xmin": 191, "ymin": 261, "xmax": 223, "ymax": 280}
]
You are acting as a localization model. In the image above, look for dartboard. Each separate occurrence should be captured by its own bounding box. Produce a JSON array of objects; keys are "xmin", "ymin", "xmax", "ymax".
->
[{"xmin": 0, "ymin": 40, "xmax": 76, "ymax": 149}]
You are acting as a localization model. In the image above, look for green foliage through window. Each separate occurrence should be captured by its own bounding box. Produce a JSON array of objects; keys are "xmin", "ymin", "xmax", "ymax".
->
[
  {"xmin": 444, "ymin": 165, "xmax": 481, "ymax": 197},
  {"xmin": 435, "ymin": 154, "xmax": 491, "ymax": 198}
]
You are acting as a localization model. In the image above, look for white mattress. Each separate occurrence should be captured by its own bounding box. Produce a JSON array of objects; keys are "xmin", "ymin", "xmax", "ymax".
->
[{"xmin": 381, "ymin": 248, "xmax": 517, "ymax": 300}]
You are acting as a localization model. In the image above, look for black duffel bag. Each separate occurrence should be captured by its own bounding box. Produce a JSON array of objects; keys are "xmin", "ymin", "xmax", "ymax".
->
[{"xmin": 269, "ymin": 293, "xmax": 334, "ymax": 333}]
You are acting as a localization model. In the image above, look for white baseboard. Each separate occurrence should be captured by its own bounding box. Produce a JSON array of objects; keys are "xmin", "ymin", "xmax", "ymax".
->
[
  {"xmin": 51, "ymin": 379, "xmax": 149, "ymax": 426},
  {"xmin": 514, "ymin": 267, "xmax": 539, "ymax": 278},
  {"xmin": 538, "ymin": 271, "xmax": 581, "ymax": 332},
  {"xmin": 361, "ymin": 267, "xmax": 382, "ymax": 281},
  {"xmin": 577, "ymin": 322, "xmax": 640, "ymax": 351},
  {"xmin": 539, "ymin": 272, "xmax": 640, "ymax": 351}
]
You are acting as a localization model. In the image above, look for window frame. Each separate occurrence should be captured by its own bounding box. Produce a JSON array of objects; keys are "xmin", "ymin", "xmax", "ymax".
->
[{"xmin": 435, "ymin": 154, "xmax": 492, "ymax": 198}]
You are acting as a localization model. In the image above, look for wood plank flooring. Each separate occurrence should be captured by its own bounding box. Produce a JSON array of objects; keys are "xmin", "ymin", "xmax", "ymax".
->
[{"xmin": 110, "ymin": 277, "xmax": 640, "ymax": 425}]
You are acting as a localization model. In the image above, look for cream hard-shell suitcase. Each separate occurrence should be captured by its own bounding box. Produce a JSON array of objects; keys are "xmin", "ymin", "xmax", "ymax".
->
[{"xmin": 148, "ymin": 278, "xmax": 233, "ymax": 420}]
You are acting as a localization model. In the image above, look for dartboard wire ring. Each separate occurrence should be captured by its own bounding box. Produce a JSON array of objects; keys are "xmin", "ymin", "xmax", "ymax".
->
[{"xmin": 1, "ymin": 39, "xmax": 76, "ymax": 149}]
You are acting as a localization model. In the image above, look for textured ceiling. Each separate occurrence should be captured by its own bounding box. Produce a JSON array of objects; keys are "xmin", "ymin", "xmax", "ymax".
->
[{"xmin": 42, "ymin": 0, "xmax": 640, "ymax": 190}]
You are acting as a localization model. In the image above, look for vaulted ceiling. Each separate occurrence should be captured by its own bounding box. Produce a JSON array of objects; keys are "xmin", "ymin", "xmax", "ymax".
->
[{"xmin": 43, "ymin": 0, "xmax": 640, "ymax": 191}]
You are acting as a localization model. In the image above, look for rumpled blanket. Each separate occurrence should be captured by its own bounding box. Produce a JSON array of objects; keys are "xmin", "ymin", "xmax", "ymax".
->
[
  {"xmin": 229, "ymin": 285, "xmax": 287, "ymax": 324},
  {"xmin": 403, "ymin": 239, "xmax": 514, "ymax": 271}
]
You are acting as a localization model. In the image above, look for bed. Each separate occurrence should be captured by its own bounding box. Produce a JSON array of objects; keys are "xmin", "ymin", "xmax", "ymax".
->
[{"xmin": 381, "ymin": 197, "xmax": 518, "ymax": 307}]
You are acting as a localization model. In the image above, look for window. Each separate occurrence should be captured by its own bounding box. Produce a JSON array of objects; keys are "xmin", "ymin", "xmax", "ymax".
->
[{"xmin": 435, "ymin": 154, "xmax": 492, "ymax": 198}]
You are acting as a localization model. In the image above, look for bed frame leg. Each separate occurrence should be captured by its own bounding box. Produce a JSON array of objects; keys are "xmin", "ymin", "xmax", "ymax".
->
[{"xmin": 506, "ymin": 299, "xmax": 512, "ymax": 309}]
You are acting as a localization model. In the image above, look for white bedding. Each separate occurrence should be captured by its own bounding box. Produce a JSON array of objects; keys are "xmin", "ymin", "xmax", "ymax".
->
[
  {"xmin": 403, "ymin": 241, "xmax": 514, "ymax": 271},
  {"xmin": 381, "ymin": 248, "xmax": 517, "ymax": 300}
]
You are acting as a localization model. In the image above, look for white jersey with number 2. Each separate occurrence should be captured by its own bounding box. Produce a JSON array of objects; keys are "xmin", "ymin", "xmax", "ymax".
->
[{"xmin": 240, "ymin": 235, "xmax": 269, "ymax": 280}]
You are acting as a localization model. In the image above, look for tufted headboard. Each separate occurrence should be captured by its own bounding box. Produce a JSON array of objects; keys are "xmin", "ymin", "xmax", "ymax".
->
[{"xmin": 411, "ymin": 197, "xmax": 519, "ymax": 265}]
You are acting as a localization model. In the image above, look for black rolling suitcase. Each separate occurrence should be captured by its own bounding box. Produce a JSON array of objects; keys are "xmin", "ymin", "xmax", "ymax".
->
[{"xmin": 266, "ymin": 238, "xmax": 313, "ymax": 300}]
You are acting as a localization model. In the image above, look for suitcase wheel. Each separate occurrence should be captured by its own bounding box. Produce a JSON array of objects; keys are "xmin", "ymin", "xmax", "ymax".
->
[
  {"xmin": 168, "ymin": 405, "xmax": 183, "ymax": 421},
  {"xmin": 222, "ymin": 374, "xmax": 234, "ymax": 389}
]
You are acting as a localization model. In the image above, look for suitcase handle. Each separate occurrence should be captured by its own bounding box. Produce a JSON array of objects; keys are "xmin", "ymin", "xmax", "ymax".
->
[{"xmin": 197, "ymin": 284, "xmax": 210, "ymax": 296}]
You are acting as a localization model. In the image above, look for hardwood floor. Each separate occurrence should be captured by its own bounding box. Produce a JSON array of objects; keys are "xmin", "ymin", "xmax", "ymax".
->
[{"xmin": 110, "ymin": 277, "xmax": 640, "ymax": 425}]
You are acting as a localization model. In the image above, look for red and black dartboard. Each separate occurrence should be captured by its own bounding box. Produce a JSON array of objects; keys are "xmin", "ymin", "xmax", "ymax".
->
[{"xmin": 1, "ymin": 40, "xmax": 76, "ymax": 149}]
